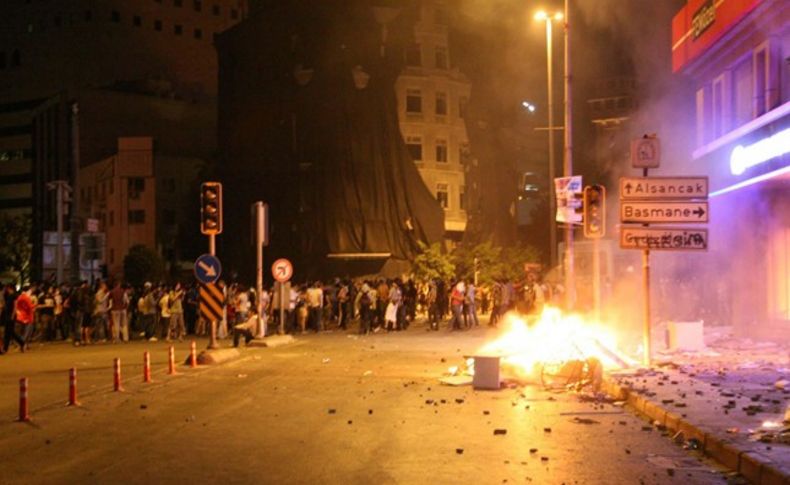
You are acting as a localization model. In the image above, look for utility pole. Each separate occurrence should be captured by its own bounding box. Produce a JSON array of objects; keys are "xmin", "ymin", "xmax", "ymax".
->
[
  {"xmin": 47, "ymin": 180, "xmax": 71, "ymax": 285},
  {"xmin": 563, "ymin": 0, "xmax": 575, "ymax": 309},
  {"xmin": 70, "ymin": 102, "xmax": 81, "ymax": 283}
]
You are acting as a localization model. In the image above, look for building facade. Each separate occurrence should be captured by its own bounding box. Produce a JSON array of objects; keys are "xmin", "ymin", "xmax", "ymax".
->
[
  {"xmin": 395, "ymin": 1, "xmax": 470, "ymax": 237},
  {"xmin": 79, "ymin": 137, "xmax": 156, "ymax": 278},
  {"xmin": 672, "ymin": 0, "xmax": 789, "ymax": 338}
]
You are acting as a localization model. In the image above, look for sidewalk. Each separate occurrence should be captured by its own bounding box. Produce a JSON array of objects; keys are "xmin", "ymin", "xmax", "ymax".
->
[{"xmin": 602, "ymin": 332, "xmax": 790, "ymax": 484}]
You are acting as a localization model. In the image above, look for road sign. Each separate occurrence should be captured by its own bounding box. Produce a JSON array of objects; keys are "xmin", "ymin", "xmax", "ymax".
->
[
  {"xmin": 631, "ymin": 137, "xmax": 660, "ymax": 168},
  {"xmin": 271, "ymin": 258, "xmax": 293, "ymax": 283},
  {"xmin": 199, "ymin": 282, "xmax": 224, "ymax": 322},
  {"xmin": 620, "ymin": 227, "xmax": 708, "ymax": 251},
  {"xmin": 194, "ymin": 254, "xmax": 221, "ymax": 284},
  {"xmin": 620, "ymin": 201, "xmax": 708, "ymax": 224},
  {"xmin": 554, "ymin": 175, "xmax": 583, "ymax": 224},
  {"xmin": 619, "ymin": 176, "xmax": 708, "ymax": 200}
]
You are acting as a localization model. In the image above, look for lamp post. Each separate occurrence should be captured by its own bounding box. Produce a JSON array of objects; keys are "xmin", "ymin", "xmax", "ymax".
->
[
  {"xmin": 562, "ymin": 0, "xmax": 575, "ymax": 310},
  {"xmin": 534, "ymin": 10, "xmax": 563, "ymax": 275}
]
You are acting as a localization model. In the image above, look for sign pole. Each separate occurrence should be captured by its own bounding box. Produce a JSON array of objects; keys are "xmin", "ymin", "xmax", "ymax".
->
[
  {"xmin": 279, "ymin": 282, "xmax": 286, "ymax": 335},
  {"xmin": 641, "ymin": 167, "xmax": 651, "ymax": 367},
  {"xmin": 208, "ymin": 234, "xmax": 218, "ymax": 350},
  {"xmin": 255, "ymin": 203, "xmax": 265, "ymax": 338},
  {"xmin": 593, "ymin": 237, "xmax": 601, "ymax": 322}
]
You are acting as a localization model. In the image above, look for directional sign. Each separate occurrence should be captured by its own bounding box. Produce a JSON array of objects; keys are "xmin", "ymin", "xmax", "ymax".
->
[
  {"xmin": 199, "ymin": 282, "xmax": 224, "ymax": 322},
  {"xmin": 620, "ymin": 201, "xmax": 708, "ymax": 224},
  {"xmin": 194, "ymin": 254, "xmax": 221, "ymax": 284},
  {"xmin": 620, "ymin": 227, "xmax": 708, "ymax": 251},
  {"xmin": 271, "ymin": 258, "xmax": 293, "ymax": 283},
  {"xmin": 619, "ymin": 177, "xmax": 708, "ymax": 200}
]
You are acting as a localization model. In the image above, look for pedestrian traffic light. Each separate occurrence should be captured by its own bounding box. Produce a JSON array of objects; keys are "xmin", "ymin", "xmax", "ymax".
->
[
  {"xmin": 583, "ymin": 184, "xmax": 606, "ymax": 238},
  {"xmin": 200, "ymin": 182, "xmax": 223, "ymax": 235}
]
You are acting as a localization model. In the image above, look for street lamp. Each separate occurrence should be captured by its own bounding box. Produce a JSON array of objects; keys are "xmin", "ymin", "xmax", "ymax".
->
[
  {"xmin": 521, "ymin": 100, "xmax": 537, "ymax": 113},
  {"xmin": 534, "ymin": 9, "xmax": 563, "ymax": 275}
]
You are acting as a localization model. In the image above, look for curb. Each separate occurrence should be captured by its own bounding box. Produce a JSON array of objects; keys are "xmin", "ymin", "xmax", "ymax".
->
[{"xmin": 602, "ymin": 377, "xmax": 790, "ymax": 485}]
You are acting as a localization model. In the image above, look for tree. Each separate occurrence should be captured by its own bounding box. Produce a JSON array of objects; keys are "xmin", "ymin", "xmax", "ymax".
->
[
  {"xmin": 412, "ymin": 242, "xmax": 455, "ymax": 283},
  {"xmin": 0, "ymin": 214, "xmax": 32, "ymax": 284},
  {"xmin": 452, "ymin": 240, "xmax": 503, "ymax": 286},
  {"xmin": 500, "ymin": 245, "xmax": 541, "ymax": 282},
  {"xmin": 122, "ymin": 244, "xmax": 164, "ymax": 287}
]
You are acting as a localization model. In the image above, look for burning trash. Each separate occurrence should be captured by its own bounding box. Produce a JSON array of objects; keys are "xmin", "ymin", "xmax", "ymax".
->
[{"xmin": 447, "ymin": 307, "xmax": 637, "ymax": 390}]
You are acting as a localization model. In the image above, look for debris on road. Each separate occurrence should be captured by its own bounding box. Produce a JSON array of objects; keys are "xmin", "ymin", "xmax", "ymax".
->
[
  {"xmin": 571, "ymin": 417, "xmax": 600, "ymax": 425},
  {"xmin": 493, "ymin": 429, "xmax": 507, "ymax": 435},
  {"xmin": 328, "ymin": 409, "xmax": 336, "ymax": 414},
  {"xmin": 456, "ymin": 448, "xmax": 464, "ymax": 455}
]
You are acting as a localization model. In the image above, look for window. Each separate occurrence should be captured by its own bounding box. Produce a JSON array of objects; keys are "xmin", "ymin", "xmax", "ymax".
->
[
  {"xmin": 11, "ymin": 50, "xmax": 20, "ymax": 67},
  {"xmin": 435, "ymin": 46, "xmax": 448, "ymax": 69},
  {"xmin": 712, "ymin": 74, "xmax": 727, "ymax": 139},
  {"xmin": 194, "ymin": 28, "xmax": 203, "ymax": 39},
  {"xmin": 174, "ymin": 0, "xmax": 183, "ymax": 7},
  {"xmin": 54, "ymin": 15, "xmax": 62, "ymax": 27},
  {"xmin": 109, "ymin": 210, "xmax": 114, "ymax": 226},
  {"xmin": 212, "ymin": 5, "xmax": 221, "ymax": 15},
  {"xmin": 695, "ymin": 86, "xmax": 710, "ymax": 147},
  {"xmin": 128, "ymin": 177, "xmax": 145, "ymax": 199},
  {"xmin": 231, "ymin": 8, "xmax": 239, "ymax": 19},
  {"xmin": 174, "ymin": 24, "xmax": 183, "ymax": 35},
  {"xmin": 435, "ymin": 139, "xmax": 448, "ymax": 162},
  {"xmin": 753, "ymin": 46, "xmax": 767, "ymax": 117},
  {"xmin": 163, "ymin": 178, "xmax": 176, "ymax": 193},
  {"xmin": 405, "ymin": 44, "xmax": 421, "ymax": 66},
  {"xmin": 405, "ymin": 136, "xmax": 422, "ymax": 161},
  {"xmin": 133, "ymin": 15, "xmax": 142, "ymax": 27},
  {"xmin": 84, "ymin": 10, "xmax": 92, "ymax": 21},
  {"xmin": 459, "ymin": 185, "xmax": 466, "ymax": 210},
  {"xmin": 733, "ymin": 57, "xmax": 752, "ymax": 127},
  {"xmin": 128, "ymin": 210, "xmax": 146, "ymax": 224},
  {"xmin": 435, "ymin": 92, "xmax": 447, "ymax": 116},
  {"xmin": 459, "ymin": 96, "xmax": 468, "ymax": 119},
  {"xmin": 406, "ymin": 89, "xmax": 422, "ymax": 113},
  {"xmin": 194, "ymin": 0, "xmax": 202, "ymax": 12},
  {"xmin": 111, "ymin": 10, "xmax": 120, "ymax": 23},
  {"xmin": 0, "ymin": 52, "xmax": 5, "ymax": 70},
  {"xmin": 108, "ymin": 180, "xmax": 114, "ymax": 195},
  {"xmin": 436, "ymin": 183, "xmax": 449, "ymax": 209},
  {"xmin": 163, "ymin": 209, "xmax": 176, "ymax": 225},
  {"xmin": 154, "ymin": 20, "xmax": 163, "ymax": 31}
]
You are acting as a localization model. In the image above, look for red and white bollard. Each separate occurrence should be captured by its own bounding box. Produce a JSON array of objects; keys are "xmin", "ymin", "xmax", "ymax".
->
[
  {"xmin": 143, "ymin": 351, "xmax": 152, "ymax": 383},
  {"xmin": 18, "ymin": 377, "xmax": 30, "ymax": 422},
  {"xmin": 189, "ymin": 341, "xmax": 197, "ymax": 368},
  {"xmin": 113, "ymin": 358, "xmax": 123, "ymax": 392},
  {"xmin": 67, "ymin": 368, "xmax": 79, "ymax": 406},
  {"xmin": 168, "ymin": 346, "xmax": 177, "ymax": 375}
]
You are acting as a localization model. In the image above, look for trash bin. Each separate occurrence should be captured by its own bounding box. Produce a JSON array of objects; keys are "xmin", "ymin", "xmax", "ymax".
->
[{"xmin": 472, "ymin": 356, "xmax": 501, "ymax": 390}]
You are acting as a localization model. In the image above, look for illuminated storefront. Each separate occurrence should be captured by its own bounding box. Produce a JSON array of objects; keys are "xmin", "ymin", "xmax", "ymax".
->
[{"xmin": 672, "ymin": 0, "xmax": 789, "ymax": 336}]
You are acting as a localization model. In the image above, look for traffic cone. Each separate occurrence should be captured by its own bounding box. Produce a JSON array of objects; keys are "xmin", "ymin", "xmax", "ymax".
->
[
  {"xmin": 143, "ymin": 351, "xmax": 152, "ymax": 383},
  {"xmin": 18, "ymin": 377, "xmax": 30, "ymax": 422},
  {"xmin": 67, "ymin": 368, "xmax": 80, "ymax": 406},
  {"xmin": 168, "ymin": 346, "xmax": 177, "ymax": 375},
  {"xmin": 113, "ymin": 358, "xmax": 123, "ymax": 391},
  {"xmin": 189, "ymin": 341, "xmax": 197, "ymax": 368}
]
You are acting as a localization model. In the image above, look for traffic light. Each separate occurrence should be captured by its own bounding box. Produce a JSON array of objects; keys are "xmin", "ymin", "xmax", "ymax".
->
[
  {"xmin": 200, "ymin": 182, "xmax": 223, "ymax": 235},
  {"xmin": 583, "ymin": 184, "xmax": 606, "ymax": 238}
]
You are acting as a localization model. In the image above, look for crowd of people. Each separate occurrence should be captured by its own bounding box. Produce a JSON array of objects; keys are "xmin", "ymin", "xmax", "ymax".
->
[{"xmin": 0, "ymin": 273, "xmax": 556, "ymax": 354}]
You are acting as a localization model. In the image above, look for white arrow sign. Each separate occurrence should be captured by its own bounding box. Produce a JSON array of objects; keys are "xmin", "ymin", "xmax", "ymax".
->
[
  {"xmin": 620, "ymin": 201, "xmax": 709, "ymax": 224},
  {"xmin": 619, "ymin": 176, "xmax": 708, "ymax": 200},
  {"xmin": 198, "ymin": 260, "xmax": 217, "ymax": 277}
]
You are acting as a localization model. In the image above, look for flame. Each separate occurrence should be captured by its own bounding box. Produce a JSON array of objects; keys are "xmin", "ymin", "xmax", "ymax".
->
[{"xmin": 475, "ymin": 306, "xmax": 636, "ymax": 380}]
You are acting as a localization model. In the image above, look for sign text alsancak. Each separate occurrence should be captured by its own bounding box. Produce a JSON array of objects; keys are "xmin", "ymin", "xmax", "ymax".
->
[
  {"xmin": 620, "ymin": 227, "xmax": 708, "ymax": 251},
  {"xmin": 619, "ymin": 176, "xmax": 708, "ymax": 200},
  {"xmin": 621, "ymin": 201, "xmax": 708, "ymax": 224}
]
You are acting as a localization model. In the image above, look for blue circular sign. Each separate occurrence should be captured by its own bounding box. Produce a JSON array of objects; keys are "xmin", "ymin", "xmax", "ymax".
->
[{"xmin": 194, "ymin": 254, "xmax": 222, "ymax": 284}]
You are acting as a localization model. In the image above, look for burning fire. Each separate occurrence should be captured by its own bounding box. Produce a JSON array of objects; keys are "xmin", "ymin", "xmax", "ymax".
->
[{"xmin": 470, "ymin": 306, "xmax": 636, "ymax": 381}]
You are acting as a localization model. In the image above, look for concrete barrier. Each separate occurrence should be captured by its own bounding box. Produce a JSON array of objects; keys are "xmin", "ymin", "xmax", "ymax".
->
[{"xmin": 246, "ymin": 335, "xmax": 295, "ymax": 348}]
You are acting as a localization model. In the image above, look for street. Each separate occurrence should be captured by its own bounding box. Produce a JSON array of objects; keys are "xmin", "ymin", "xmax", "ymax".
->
[{"xmin": 0, "ymin": 327, "xmax": 734, "ymax": 485}]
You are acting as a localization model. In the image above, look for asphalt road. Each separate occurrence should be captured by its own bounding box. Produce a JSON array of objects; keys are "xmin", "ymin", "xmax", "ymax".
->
[{"xmin": 0, "ymin": 328, "xmax": 737, "ymax": 484}]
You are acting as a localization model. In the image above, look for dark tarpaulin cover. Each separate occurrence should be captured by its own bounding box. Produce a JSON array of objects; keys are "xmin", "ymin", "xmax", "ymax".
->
[{"xmin": 221, "ymin": 1, "xmax": 444, "ymax": 277}]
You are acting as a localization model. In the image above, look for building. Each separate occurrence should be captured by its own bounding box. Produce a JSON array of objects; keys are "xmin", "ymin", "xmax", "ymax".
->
[
  {"xmin": 671, "ymin": 0, "xmax": 789, "ymax": 338},
  {"xmin": 395, "ymin": 0, "xmax": 471, "ymax": 238},
  {"xmin": 79, "ymin": 137, "xmax": 156, "ymax": 278},
  {"xmin": 0, "ymin": 0, "xmax": 246, "ymax": 280},
  {"xmin": 586, "ymin": 77, "xmax": 640, "ymax": 174}
]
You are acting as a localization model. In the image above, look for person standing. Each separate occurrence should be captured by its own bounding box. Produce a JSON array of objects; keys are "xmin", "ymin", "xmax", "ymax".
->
[
  {"xmin": 16, "ymin": 286, "xmax": 36, "ymax": 349},
  {"xmin": 427, "ymin": 280, "xmax": 440, "ymax": 331},
  {"xmin": 1, "ymin": 285, "xmax": 23, "ymax": 353},
  {"xmin": 489, "ymin": 280, "xmax": 503, "ymax": 328},
  {"xmin": 169, "ymin": 283, "xmax": 186, "ymax": 341},
  {"xmin": 159, "ymin": 288, "xmax": 171, "ymax": 341},
  {"xmin": 306, "ymin": 281, "xmax": 324, "ymax": 332},
  {"xmin": 385, "ymin": 281, "xmax": 401, "ymax": 332},
  {"xmin": 356, "ymin": 283, "xmax": 374, "ymax": 335},
  {"xmin": 466, "ymin": 282, "xmax": 479, "ymax": 327},
  {"xmin": 109, "ymin": 281, "xmax": 129, "ymax": 343},
  {"xmin": 93, "ymin": 281, "xmax": 110, "ymax": 342},
  {"xmin": 449, "ymin": 282, "xmax": 465, "ymax": 331}
]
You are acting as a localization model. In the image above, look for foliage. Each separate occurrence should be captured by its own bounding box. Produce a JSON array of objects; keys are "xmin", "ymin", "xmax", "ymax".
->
[
  {"xmin": 452, "ymin": 240, "xmax": 502, "ymax": 286},
  {"xmin": 0, "ymin": 214, "xmax": 32, "ymax": 284},
  {"xmin": 411, "ymin": 242, "xmax": 455, "ymax": 283},
  {"xmin": 122, "ymin": 244, "xmax": 164, "ymax": 287},
  {"xmin": 500, "ymin": 244, "xmax": 541, "ymax": 281}
]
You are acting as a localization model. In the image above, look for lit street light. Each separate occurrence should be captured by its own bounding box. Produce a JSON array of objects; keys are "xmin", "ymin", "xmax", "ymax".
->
[
  {"xmin": 521, "ymin": 100, "xmax": 537, "ymax": 113},
  {"xmin": 534, "ymin": 9, "xmax": 563, "ymax": 275}
]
